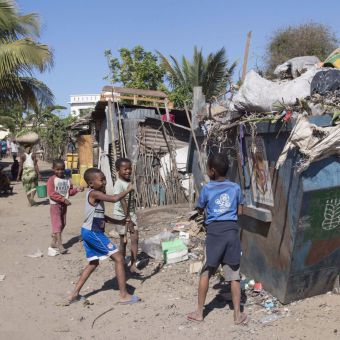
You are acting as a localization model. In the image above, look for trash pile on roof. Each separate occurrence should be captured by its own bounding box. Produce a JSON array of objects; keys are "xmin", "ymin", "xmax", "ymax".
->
[{"xmin": 202, "ymin": 49, "xmax": 340, "ymax": 172}]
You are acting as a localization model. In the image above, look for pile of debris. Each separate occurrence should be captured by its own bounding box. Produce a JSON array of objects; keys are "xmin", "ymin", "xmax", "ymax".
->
[{"xmin": 203, "ymin": 49, "xmax": 340, "ymax": 172}]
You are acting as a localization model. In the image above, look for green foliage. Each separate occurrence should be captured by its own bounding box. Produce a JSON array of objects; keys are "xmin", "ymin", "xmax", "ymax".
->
[
  {"xmin": 158, "ymin": 47, "xmax": 236, "ymax": 107},
  {"xmin": 104, "ymin": 45, "xmax": 165, "ymax": 90},
  {"xmin": 0, "ymin": 103, "xmax": 26, "ymax": 132},
  {"xmin": 265, "ymin": 22, "xmax": 338, "ymax": 75},
  {"xmin": 0, "ymin": 0, "xmax": 54, "ymax": 107},
  {"xmin": 39, "ymin": 113, "xmax": 75, "ymax": 160}
]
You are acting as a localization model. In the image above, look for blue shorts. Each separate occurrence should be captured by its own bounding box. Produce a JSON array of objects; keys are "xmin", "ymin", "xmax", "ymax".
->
[
  {"xmin": 81, "ymin": 228, "xmax": 118, "ymax": 262},
  {"xmin": 205, "ymin": 221, "xmax": 241, "ymax": 267}
]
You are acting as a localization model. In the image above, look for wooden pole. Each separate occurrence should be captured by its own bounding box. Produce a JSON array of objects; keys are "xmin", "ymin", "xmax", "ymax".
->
[{"xmin": 241, "ymin": 31, "xmax": 252, "ymax": 83}]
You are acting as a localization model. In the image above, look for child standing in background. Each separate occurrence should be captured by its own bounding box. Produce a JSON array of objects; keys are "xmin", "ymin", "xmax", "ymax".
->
[
  {"xmin": 111, "ymin": 158, "xmax": 139, "ymax": 274},
  {"xmin": 47, "ymin": 159, "xmax": 83, "ymax": 254}
]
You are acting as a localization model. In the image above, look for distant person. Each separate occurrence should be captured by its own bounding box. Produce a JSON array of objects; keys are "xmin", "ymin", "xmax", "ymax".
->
[
  {"xmin": 10, "ymin": 139, "xmax": 18, "ymax": 161},
  {"xmin": 11, "ymin": 156, "xmax": 19, "ymax": 181},
  {"xmin": 68, "ymin": 168, "xmax": 140, "ymax": 305},
  {"xmin": 0, "ymin": 140, "xmax": 7, "ymax": 159},
  {"xmin": 47, "ymin": 159, "xmax": 83, "ymax": 254},
  {"xmin": 111, "ymin": 158, "xmax": 139, "ymax": 274},
  {"xmin": 187, "ymin": 153, "xmax": 247, "ymax": 325},
  {"xmin": 17, "ymin": 144, "xmax": 40, "ymax": 206},
  {"xmin": 0, "ymin": 166, "xmax": 13, "ymax": 194}
]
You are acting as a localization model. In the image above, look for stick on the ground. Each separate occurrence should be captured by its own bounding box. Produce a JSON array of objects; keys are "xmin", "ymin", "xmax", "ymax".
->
[{"xmin": 92, "ymin": 307, "xmax": 115, "ymax": 328}]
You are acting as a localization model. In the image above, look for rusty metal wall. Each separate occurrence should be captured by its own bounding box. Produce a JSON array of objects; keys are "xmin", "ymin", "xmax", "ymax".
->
[{"xmin": 235, "ymin": 116, "xmax": 340, "ymax": 303}]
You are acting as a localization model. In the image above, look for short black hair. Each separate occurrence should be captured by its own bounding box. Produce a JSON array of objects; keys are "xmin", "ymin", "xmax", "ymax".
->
[
  {"xmin": 84, "ymin": 168, "xmax": 102, "ymax": 184},
  {"xmin": 52, "ymin": 159, "xmax": 65, "ymax": 168},
  {"xmin": 207, "ymin": 153, "xmax": 229, "ymax": 176},
  {"xmin": 115, "ymin": 157, "xmax": 132, "ymax": 170}
]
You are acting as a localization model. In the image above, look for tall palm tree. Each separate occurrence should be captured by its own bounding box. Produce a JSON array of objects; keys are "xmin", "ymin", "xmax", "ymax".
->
[
  {"xmin": 158, "ymin": 47, "xmax": 236, "ymax": 106},
  {"xmin": 0, "ymin": 0, "xmax": 54, "ymax": 109}
]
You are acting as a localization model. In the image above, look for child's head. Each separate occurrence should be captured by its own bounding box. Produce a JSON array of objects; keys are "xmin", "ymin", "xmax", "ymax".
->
[
  {"xmin": 115, "ymin": 158, "xmax": 132, "ymax": 181},
  {"xmin": 207, "ymin": 153, "xmax": 229, "ymax": 180},
  {"xmin": 52, "ymin": 159, "xmax": 65, "ymax": 178},
  {"xmin": 84, "ymin": 168, "xmax": 106, "ymax": 192}
]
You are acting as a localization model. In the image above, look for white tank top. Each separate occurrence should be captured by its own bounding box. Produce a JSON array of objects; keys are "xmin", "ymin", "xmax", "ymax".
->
[
  {"xmin": 23, "ymin": 153, "xmax": 34, "ymax": 168},
  {"xmin": 83, "ymin": 189, "xmax": 106, "ymax": 232}
]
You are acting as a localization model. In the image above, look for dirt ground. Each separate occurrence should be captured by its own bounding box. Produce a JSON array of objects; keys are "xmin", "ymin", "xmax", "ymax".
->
[{"xmin": 0, "ymin": 159, "xmax": 339, "ymax": 340}]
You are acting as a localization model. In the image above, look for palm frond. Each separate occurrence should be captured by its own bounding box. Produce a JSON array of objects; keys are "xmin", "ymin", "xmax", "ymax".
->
[
  {"xmin": 0, "ymin": 38, "xmax": 53, "ymax": 78},
  {"xmin": 20, "ymin": 77, "xmax": 54, "ymax": 110}
]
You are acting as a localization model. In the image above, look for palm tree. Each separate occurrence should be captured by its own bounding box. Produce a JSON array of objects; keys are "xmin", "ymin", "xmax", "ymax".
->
[
  {"xmin": 0, "ymin": 0, "xmax": 54, "ymax": 109},
  {"xmin": 26, "ymin": 104, "xmax": 67, "ymax": 129},
  {"xmin": 158, "ymin": 47, "xmax": 236, "ymax": 107}
]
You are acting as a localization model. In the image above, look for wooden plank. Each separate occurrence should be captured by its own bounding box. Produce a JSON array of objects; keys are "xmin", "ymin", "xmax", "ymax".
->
[
  {"xmin": 77, "ymin": 135, "xmax": 93, "ymax": 167},
  {"xmin": 241, "ymin": 31, "xmax": 252, "ymax": 83},
  {"xmin": 242, "ymin": 205, "xmax": 272, "ymax": 222},
  {"xmin": 102, "ymin": 86, "xmax": 167, "ymax": 98}
]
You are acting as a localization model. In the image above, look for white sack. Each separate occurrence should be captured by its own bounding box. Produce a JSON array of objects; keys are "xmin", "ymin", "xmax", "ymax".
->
[
  {"xmin": 276, "ymin": 114, "xmax": 340, "ymax": 173},
  {"xmin": 274, "ymin": 56, "xmax": 320, "ymax": 79},
  {"xmin": 233, "ymin": 68, "xmax": 319, "ymax": 112}
]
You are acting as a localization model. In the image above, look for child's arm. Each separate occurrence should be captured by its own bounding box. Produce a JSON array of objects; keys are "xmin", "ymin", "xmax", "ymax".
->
[
  {"xmin": 195, "ymin": 186, "xmax": 207, "ymax": 213},
  {"xmin": 104, "ymin": 215, "xmax": 126, "ymax": 224},
  {"xmin": 238, "ymin": 205, "xmax": 243, "ymax": 216},
  {"xmin": 89, "ymin": 184, "xmax": 133, "ymax": 204},
  {"xmin": 68, "ymin": 181, "xmax": 83, "ymax": 196},
  {"xmin": 47, "ymin": 177, "xmax": 71, "ymax": 205}
]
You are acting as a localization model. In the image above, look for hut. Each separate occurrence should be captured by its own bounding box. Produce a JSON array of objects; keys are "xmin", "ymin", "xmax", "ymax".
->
[{"xmin": 90, "ymin": 86, "xmax": 191, "ymax": 208}]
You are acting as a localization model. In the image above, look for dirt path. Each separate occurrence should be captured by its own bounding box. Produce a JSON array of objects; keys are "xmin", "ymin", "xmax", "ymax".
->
[{"xmin": 0, "ymin": 159, "xmax": 339, "ymax": 340}]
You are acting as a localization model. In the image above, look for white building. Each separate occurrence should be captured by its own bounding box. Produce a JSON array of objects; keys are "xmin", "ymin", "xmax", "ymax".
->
[{"xmin": 69, "ymin": 94, "xmax": 100, "ymax": 117}]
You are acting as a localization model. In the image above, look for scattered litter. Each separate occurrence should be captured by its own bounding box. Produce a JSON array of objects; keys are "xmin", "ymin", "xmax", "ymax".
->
[
  {"xmin": 259, "ymin": 314, "xmax": 283, "ymax": 324},
  {"xmin": 189, "ymin": 261, "xmax": 203, "ymax": 274},
  {"xmin": 254, "ymin": 282, "xmax": 263, "ymax": 293},
  {"xmin": 141, "ymin": 232, "xmax": 175, "ymax": 260},
  {"xmin": 0, "ymin": 274, "xmax": 5, "ymax": 281},
  {"xmin": 26, "ymin": 249, "xmax": 43, "ymax": 258},
  {"xmin": 162, "ymin": 239, "xmax": 188, "ymax": 264},
  {"xmin": 264, "ymin": 299, "xmax": 275, "ymax": 310},
  {"xmin": 178, "ymin": 231, "xmax": 190, "ymax": 245}
]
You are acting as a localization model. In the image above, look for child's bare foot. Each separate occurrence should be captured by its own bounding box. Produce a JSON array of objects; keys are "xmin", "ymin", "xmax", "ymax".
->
[
  {"xmin": 129, "ymin": 264, "xmax": 141, "ymax": 275},
  {"xmin": 234, "ymin": 312, "xmax": 248, "ymax": 325},
  {"xmin": 65, "ymin": 293, "xmax": 86, "ymax": 305},
  {"xmin": 187, "ymin": 311, "xmax": 204, "ymax": 322}
]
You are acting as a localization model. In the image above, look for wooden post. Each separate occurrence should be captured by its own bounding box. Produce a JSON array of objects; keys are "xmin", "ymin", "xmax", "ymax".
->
[
  {"xmin": 164, "ymin": 98, "xmax": 170, "ymax": 122},
  {"xmin": 241, "ymin": 31, "xmax": 252, "ymax": 83},
  {"xmin": 192, "ymin": 87, "xmax": 205, "ymax": 129}
]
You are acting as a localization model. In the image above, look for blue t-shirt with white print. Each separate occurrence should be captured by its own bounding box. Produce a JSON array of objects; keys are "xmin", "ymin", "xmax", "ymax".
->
[{"xmin": 197, "ymin": 180, "xmax": 244, "ymax": 225}]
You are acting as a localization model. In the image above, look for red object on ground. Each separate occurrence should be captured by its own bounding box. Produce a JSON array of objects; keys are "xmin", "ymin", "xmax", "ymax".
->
[
  {"xmin": 254, "ymin": 282, "xmax": 263, "ymax": 292},
  {"xmin": 161, "ymin": 114, "xmax": 175, "ymax": 122}
]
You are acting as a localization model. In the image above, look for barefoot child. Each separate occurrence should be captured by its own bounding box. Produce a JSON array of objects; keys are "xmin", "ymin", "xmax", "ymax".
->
[
  {"xmin": 47, "ymin": 159, "xmax": 83, "ymax": 254},
  {"xmin": 111, "ymin": 158, "xmax": 139, "ymax": 273},
  {"xmin": 187, "ymin": 153, "xmax": 247, "ymax": 325},
  {"xmin": 68, "ymin": 168, "xmax": 140, "ymax": 304}
]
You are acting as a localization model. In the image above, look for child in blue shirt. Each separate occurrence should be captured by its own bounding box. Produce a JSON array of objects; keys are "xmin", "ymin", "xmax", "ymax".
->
[{"xmin": 187, "ymin": 153, "xmax": 247, "ymax": 325}]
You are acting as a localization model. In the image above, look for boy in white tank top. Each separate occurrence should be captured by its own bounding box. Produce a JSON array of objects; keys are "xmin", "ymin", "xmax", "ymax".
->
[{"xmin": 67, "ymin": 168, "xmax": 140, "ymax": 305}]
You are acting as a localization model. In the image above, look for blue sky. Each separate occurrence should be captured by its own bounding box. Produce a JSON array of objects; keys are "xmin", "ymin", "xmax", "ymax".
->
[{"xmin": 17, "ymin": 0, "xmax": 340, "ymax": 112}]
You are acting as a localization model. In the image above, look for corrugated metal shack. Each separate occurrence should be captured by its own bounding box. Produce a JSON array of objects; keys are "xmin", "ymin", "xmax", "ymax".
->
[{"xmin": 91, "ymin": 87, "xmax": 191, "ymax": 208}]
